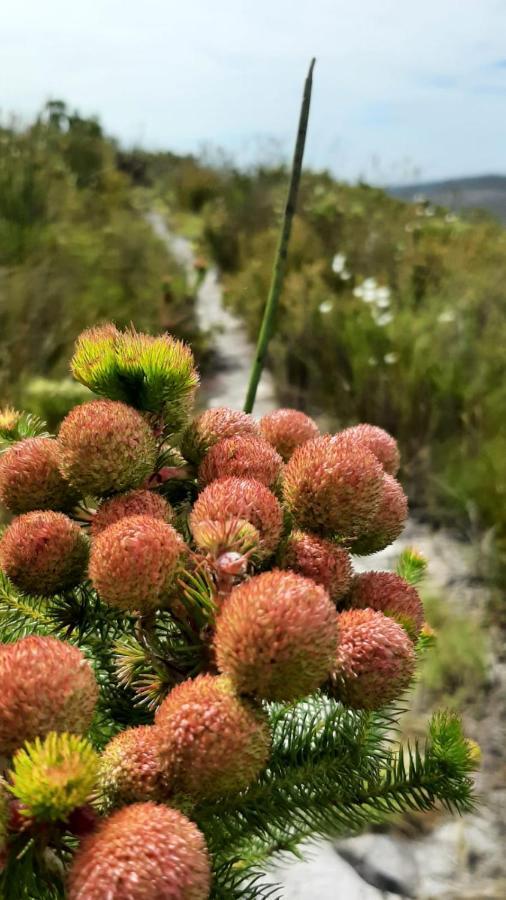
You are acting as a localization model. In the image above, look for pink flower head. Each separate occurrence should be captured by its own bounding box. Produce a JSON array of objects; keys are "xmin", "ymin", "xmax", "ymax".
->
[
  {"xmin": 0, "ymin": 437, "xmax": 77, "ymax": 514},
  {"xmin": 0, "ymin": 636, "xmax": 98, "ymax": 756},
  {"xmin": 155, "ymin": 674, "xmax": 270, "ymax": 801},
  {"xmin": 190, "ymin": 477, "xmax": 282, "ymax": 559},
  {"xmin": 283, "ymin": 435, "xmax": 384, "ymax": 540},
  {"xmin": 58, "ymin": 400, "xmax": 157, "ymax": 496},
  {"xmin": 215, "ymin": 569, "xmax": 338, "ymax": 701},
  {"xmin": 330, "ymin": 608, "xmax": 415, "ymax": 709},
  {"xmin": 67, "ymin": 802, "xmax": 211, "ymax": 900},
  {"xmin": 89, "ymin": 515, "xmax": 185, "ymax": 614},
  {"xmin": 351, "ymin": 474, "xmax": 408, "ymax": 555},
  {"xmin": 282, "ymin": 530, "xmax": 352, "ymax": 602},
  {"xmin": 348, "ymin": 571, "xmax": 424, "ymax": 640},
  {"xmin": 338, "ymin": 424, "xmax": 400, "ymax": 475},
  {"xmin": 198, "ymin": 435, "xmax": 282, "ymax": 488},
  {"xmin": 0, "ymin": 510, "xmax": 88, "ymax": 596},
  {"xmin": 259, "ymin": 408, "xmax": 319, "ymax": 461}
]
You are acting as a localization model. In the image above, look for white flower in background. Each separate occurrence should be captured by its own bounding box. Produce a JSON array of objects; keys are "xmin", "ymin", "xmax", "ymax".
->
[
  {"xmin": 384, "ymin": 352, "xmax": 398, "ymax": 365},
  {"xmin": 424, "ymin": 205, "xmax": 435, "ymax": 217},
  {"xmin": 375, "ymin": 311, "xmax": 393, "ymax": 327},
  {"xmin": 368, "ymin": 357, "xmax": 378, "ymax": 366},
  {"xmin": 354, "ymin": 279, "xmax": 391, "ymax": 309},
  {"xmin": 331, "ymin": 253, "xmax": 351, "ymax": 280},
  {"xmin": 331, "ymin": 253, "xmax": 346, "ymax": 274},
  {"xmin": 445, "ymin": 212, "xmax": 457, "ymax": 224},
  {"xmin": 375, "ymin": 286, "xmax": 391, "ymax": 308},
  {"xmin": 319, "ymin": 300, "xmax": 333, "ymax": 314},
  {"xmin": 438, "ymin": 309, "xmax": 456, "ymax": 324}
]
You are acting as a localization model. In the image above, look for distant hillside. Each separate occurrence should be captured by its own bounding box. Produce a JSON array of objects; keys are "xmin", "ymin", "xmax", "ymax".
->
[{"xmin": 390, "ymin": 175, "xmax": 506, "ymax": 223}]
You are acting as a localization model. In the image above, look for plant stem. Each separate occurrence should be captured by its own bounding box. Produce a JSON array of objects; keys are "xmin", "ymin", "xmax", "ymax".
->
[{"xmin": 243, "ymin": 58, "xmax": 315, "ymax": 414}]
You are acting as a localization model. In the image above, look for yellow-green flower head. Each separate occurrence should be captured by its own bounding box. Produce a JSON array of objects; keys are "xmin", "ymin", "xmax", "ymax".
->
[
  {"xmin": 0, "ymin": 511, "xmax": 89, "ymax": 596},
  {"xmin": 67, "ymin": 802, "xmax": 211, "ymax": 900},
  {"xmin": 70, "ymin": 324, "xmax": 121, "ymax": 397},
  {"xmin": 58, "ymin": 400, "xmax": 157, "ymax": 497},
  {"xmin": 98, "ymin": 726, "xmax": 164, "ymax": 810},
  {"xmin": 181, "ymin": 406, "xmax": 259, "ymax": 465},
  {"xmin": 89, "ymin": 515, "xmax": 186, "ymax": 614},
  {"xmin": 71, "ymin": 325, "xmax": 199, "ymax": 432},
  {"xmin": 91, "ymin": 489, "xmax": 173, "ymax": 538},
  {"xmin": 155, "ymin": 674, "xmax": 271, "ymax": 801},
  {"xmin": 0, "ymin": 437, "xmax": 78, "ymax": 514},
  {"xmin": 214, "ymin": 570, "xmax": 339, "ymax": 701},
  {"xmin": 0, "ymin": 636, "xmax": 98, "ymax": 756},
  {"xmin": 9, "ymin": 732, "xmax": 99, "ymax": 823},
  {"xmin": 0, "ymin": 406, "xmax": 21, "ymax": 435},
  {"xmin": 259, "ymin": 408, "xmax": 319, "ymax": 462},
  {"xmin": 350, "ymin": 474, "xmax": 408, "ymax": 555},
  {"xmin": 282, "ymin": 435, "xmax": 384, "ymax": 540}
]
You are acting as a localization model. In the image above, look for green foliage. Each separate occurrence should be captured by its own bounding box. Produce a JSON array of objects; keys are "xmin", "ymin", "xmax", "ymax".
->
[
  {"xmin": 0, "ymin": 410, "xmax": 49, "ymax": 451},
  {"xmin": 198, "ymin": 699, "xmax": 475, "ymax": 898},
  {"xmin": 20, "ymin": 378, "xmax": 93, "ymax": 430},
  {"xmin": 0, "ymin": 103, "xmax": 203, "ymax": 405},
  {"xmin": 396, "ymin": 547, "xmax": 429, "ymax": 586},
  {"xmin": 417, "ymin": 594, "xmax": 488, "ymax": 707}
]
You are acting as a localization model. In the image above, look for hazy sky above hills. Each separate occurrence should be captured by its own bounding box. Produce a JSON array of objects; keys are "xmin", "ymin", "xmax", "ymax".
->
[{"xmin": 2, "ymin": 0, "xmax": 506, "ymax": 183}]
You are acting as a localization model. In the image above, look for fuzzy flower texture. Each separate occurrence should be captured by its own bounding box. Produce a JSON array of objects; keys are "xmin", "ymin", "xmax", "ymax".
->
[{"xmin": 0, "ymin": 324, "xmax": 426, "ymax": 900}]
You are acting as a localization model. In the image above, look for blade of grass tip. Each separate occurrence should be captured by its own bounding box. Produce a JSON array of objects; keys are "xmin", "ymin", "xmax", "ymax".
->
[{"xmin": 243, "ymin": 58, "xmax": 316, "ymax": 414}]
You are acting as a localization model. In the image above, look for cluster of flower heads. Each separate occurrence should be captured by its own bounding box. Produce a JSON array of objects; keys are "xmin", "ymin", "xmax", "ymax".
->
[{"xmin": 0, "ymin": 324, "xmax": 426, "ymax": 899}]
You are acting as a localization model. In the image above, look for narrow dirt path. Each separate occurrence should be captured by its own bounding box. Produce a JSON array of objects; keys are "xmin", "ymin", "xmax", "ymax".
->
[{"xmin": 146, "ymin": 209, "xmax": 276, "ymax": 414}]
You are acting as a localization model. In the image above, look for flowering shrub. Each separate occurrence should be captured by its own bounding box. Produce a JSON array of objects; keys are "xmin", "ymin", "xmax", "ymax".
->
[{"xmin": 0, "ymin": 325, "xmax": 477, "ymax": 899}]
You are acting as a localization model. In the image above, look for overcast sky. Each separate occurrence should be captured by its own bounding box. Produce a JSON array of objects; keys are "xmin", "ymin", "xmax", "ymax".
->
[{"xmin": 2, "ymin": 0, "xmax": 506, "ymax": 183}]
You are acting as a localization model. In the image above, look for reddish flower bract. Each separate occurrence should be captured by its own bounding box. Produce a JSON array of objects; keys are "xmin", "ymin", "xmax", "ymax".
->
[
  {"xmin": 89, "ymin": 515, "xmax": 185, "ymax": 614},
  {"xmin": 259, "ymin": 408, "xmax": 319, "ymax": 461},
  {"xmin": 0, "ymin": 437, "xmax": 77, "ymax": 514},
  {"xmin": 329, "ymin": 608, "xmax": 415, "ymax": 709},
  {"xmin": 190, "ymin": 477, "xmax": 282, "ymax": 559},
  {"xmin": 198, "ymin": 434, "xmax": 282, "ymax": 488},
  {"xmin": 215, "ymin": 569, "xmax": 339, "ymax": 701},
  {"xmin": 67, "ymin": 802, "xmax": 211, "ymax": 900},
  {"xmin": 0, "ymin": 636, "xmax": 98, "ymax": 756},
  {"xmin": 0, "ymin": 510, "xmax": 89, "ymax": 596},
  {"xmin": 155, "ymin": 674, "xmax": 270, "ymax": 800}
]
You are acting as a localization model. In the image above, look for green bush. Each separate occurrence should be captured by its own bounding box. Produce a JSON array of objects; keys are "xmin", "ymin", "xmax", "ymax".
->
[
  {"xmin": 417, "ymin": 594, "xmax": 488, "ymax": 708},
  {"xmin": 0, "ymin": 103, "xmax": 203, "ymax": 404}
]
